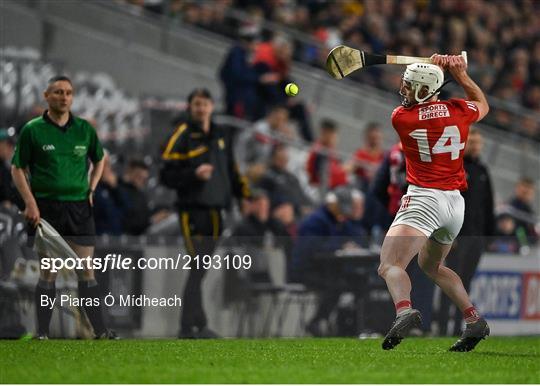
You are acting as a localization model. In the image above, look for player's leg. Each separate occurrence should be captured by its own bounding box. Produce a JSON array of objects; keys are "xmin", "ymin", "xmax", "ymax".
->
[
  {"xmin": 418, "ymin": 240, "xmax": 472, "ymax": 311},
  {"xmin": 418, "ymin": 239, "xmax": 489, "ymax": 351},
  {"xmin": 378, "ymin": 224, "xmax": 427, "ymax": 349},
  {"xmin": 378, "ymin": 224, "xmax": 427, "ymax": 307},
  {"xmin": 436, "ymin": 244, "xmax": 461, "ymax": 336},
  {"xmin": 68, "ymin": 241, "xmax": 111, "ymax": 338}
]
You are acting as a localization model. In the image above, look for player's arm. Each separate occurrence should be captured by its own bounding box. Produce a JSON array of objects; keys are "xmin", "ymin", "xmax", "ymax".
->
[
  {"xmin": 447, "ymin": 55, "xmax": 489, "ymax": 121},
  {"xmin": 11, "ymin": 166, "xmax": 40, "ymax": 226}
]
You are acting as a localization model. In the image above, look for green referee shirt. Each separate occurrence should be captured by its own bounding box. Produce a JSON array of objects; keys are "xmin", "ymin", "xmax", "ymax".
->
[{"xmin": 12, "ymin": 111, "xmax": 104, "ymax": 201}]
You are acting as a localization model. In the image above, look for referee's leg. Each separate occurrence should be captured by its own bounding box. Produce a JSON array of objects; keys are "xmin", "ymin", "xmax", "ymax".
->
[
  {"xmin": 66, "ymin": 200, "xmax": 110, "ymax": 338},
  {"xmin": 35, "ymin": 264, "xmax": 58, "ymax": 337},
  {"xmin": 68, "ymin": 241, "xmax": 108, "ymax": 337}
]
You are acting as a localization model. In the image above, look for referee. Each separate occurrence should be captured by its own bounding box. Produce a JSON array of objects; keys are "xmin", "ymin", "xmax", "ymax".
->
[
  {"xmin": 160, "ymin": 88, "xmax": 250, "ymax": 338},
  {"xmin": 11, "ymin": 75, "xmax": 115, "ymax": 339}
]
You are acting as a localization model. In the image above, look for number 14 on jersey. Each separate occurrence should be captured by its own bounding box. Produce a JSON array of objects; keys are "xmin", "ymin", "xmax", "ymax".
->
[{"xmin": 409, "ymin": 125, "xmax": 465, "ymax": 162}]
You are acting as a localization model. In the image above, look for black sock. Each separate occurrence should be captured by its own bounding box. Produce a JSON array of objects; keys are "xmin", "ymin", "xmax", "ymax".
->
[
  {"xmin": 78, "ymin": 280, "xmax": 107, "ymax": 336},
  {"xmin": 35, "ymin": 280, "xmax": 56, "ymax": 336}
]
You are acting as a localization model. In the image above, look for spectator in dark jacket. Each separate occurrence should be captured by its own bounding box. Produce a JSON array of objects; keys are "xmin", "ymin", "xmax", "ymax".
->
[
  {"xmin": 258, "ymin": 144, "xmax": 313, "ymax": 218},
  {"xmin": 118, "ymin": 159, "xmax": 152, "ymax": 236},
  {"xmin": 438, "ymin": 128, "xmax": 496, "ymax": 336},
  {"xmin": 506, "ymin": 177, "xmax": 538, "ymax": 246},
  {"xmin": 489, "ymin": 213, "xmax": 520, "ymax": 254},
  {"xmin": 94, "ymin": 153, "xmax": 128, "ymax": 235},
  {"xmin": 0, "ymin": 128, "xmax": 21, "ymax": 209},
  {"xmin": 219, "ymin": 27, "xmax": 279, "ymax": 120},
  {"xmin": 290, "ymin": 186, "xmax": 367, "ymax": 336}
]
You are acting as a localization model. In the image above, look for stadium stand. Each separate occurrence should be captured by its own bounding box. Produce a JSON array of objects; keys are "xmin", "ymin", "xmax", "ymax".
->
[{"xmin": 121, "ymin": 0, "xmax": 540, "ymax": 142}]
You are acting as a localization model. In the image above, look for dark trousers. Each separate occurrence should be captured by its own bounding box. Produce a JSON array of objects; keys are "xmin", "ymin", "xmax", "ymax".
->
[
  {"xmin": 437, "ymin": 236, "xmax": 484, "ymax": 336},
  {"xmin": 179, "ymin": 208, "xmax": 222, "ymax": 332}
]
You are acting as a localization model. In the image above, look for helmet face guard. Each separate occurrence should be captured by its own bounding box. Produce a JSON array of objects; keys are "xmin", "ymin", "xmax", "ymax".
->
[
  {"xmin": 399, "ymin": 63, "xmax": 444, "ymax": 107},
  {"xmin": 399, "ymin": 78, "xmax": 414, "ymax": 107}
]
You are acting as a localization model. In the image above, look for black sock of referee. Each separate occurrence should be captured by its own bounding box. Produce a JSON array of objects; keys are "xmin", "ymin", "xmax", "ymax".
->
[
  {"xmin": 35, "ymin": 279, "xmax": 56, "ymax": 336},
  {"xmin": 78, "ymin": 279, "xmax": 107, "ymax": 336}
]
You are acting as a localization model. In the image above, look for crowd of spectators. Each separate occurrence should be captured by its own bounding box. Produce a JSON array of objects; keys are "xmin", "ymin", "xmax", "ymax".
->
[
  {"xmin": 236, "ymin": 108, "xmax": 539, "ymax": 257},
  {"xmin": 121, "ymin": 0, "xmax": 539, "ymax": 141}
]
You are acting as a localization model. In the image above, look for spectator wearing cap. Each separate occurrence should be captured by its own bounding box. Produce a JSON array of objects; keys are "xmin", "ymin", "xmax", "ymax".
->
[{"xmin": 290, "ymin": 186, "xmax": 368, "ymax": 336}]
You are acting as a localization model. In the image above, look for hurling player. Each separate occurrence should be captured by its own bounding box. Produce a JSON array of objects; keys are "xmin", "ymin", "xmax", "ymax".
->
[{"xmin": 378, "ymin": 54, "xmax": 490, "ymax": 352}]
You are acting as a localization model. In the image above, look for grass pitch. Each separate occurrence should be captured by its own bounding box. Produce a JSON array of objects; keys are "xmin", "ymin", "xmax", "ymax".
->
[{"xmin": 1, "ymin": 337, "xmax": 539, "ymax": 383}]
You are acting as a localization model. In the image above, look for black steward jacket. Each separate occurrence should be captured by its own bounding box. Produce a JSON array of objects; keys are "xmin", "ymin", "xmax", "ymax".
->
[
  {"xmin": 460, "ymin": 155, "xmax": 495, "ymax": 237},
  {"xmin": 160, "ymin": 119, "xmax": 250, "ymax": 209}
]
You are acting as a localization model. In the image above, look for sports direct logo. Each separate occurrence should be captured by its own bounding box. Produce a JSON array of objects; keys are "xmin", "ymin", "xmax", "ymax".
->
[{"xmin": 418, "ymin": 104, "xmax": 450, "ymax": 120}]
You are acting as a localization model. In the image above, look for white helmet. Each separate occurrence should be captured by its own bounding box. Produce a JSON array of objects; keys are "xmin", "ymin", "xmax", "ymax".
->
[{"xmin": 401, "ymin": 63, "xmax": 444, "ymax": 106}]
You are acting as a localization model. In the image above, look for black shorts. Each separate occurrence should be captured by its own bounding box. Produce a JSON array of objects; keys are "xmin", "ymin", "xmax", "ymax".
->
[{"xmin": 28, "ymin": 198, "xmax": 96, "ymax": 247}]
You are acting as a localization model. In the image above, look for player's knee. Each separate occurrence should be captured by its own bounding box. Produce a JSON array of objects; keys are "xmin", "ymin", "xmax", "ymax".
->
[{"xmin": 377, "ymin": 262, "xmax": 391, "ymax": 278}]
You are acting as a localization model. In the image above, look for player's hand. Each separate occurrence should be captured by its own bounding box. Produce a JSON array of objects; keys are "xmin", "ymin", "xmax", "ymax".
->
[
  {"xmin": 430, "ymin": 54, "xmax": 449, "ymax": 69},
  {"xmin": 195, "ymin": 163, "xmax": 214, "ymax": 181},
  {"xmin": 24, "ymin": 201, "xmax": 40, "ymax": 228},
  {"xmin": 447, "ymin": 55, "xmax": 468, "ymax": 78}
]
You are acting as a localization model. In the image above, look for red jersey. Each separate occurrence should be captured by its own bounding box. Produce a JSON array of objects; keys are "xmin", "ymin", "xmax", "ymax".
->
[
  {"xmin": 353, "ymin": 148, "xmax": 384, "ymax": 182},
  {"xmin": 392, "ymin": 98, "xmax": 479, "ymax": 191},
  {"xmin": 306, "ymin": 142, "xmax": 348, "ymax": 189}
]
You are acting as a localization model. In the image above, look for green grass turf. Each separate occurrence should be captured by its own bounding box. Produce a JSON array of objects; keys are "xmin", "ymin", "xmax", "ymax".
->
[{"xmin": 1, "ymin": 337, "xmax": 539, "ymax": 383}]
